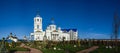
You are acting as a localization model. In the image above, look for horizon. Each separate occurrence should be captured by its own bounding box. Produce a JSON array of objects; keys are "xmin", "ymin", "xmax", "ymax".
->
[{"xmin": 0, "ymin": 0, "xmax": 120, "ymax": 39}]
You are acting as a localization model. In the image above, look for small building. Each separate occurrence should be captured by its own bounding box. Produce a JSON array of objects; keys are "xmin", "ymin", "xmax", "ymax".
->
[{"xmin": 6, "ymin": 33, "xmax": 18, "ymax": 42}]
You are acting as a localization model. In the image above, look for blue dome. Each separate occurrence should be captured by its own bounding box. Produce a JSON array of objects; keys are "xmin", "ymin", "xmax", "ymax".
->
[{"xmin": 5, "ymin": 39, "xmax": 13, "ymax": 43}]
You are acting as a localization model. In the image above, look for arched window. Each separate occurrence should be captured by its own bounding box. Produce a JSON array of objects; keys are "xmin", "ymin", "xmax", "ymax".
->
[
  {"xmin": 37, "ymin": 25, "xmax": 39, "ymax": 29},
  {"xmin": 37, "ymin": 19, "xmax": 39, "ymax": 22},
  {"xmin": 38, "ymin": 37, "xmax": 39, "ymax": 39},
  {"xmin": 50, "ymin": 26, "xmax": 52, "ymax": 30},
  {"xmin": 40, "ymin": 19, "xmax": 41, "ymax": 22},
  {"xmin": 53, "ymin": 26, "xmax": 54, "ymax": 29}
]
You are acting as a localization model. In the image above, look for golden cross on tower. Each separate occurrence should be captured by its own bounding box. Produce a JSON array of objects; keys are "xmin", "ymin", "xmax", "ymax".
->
[
  {"xmin": 36, "ymin": 9, "xmax": 40, "ymax": 17},
  {"xmin": 51, "ymin": 17, "xmax": 54, "ymax": 24}
]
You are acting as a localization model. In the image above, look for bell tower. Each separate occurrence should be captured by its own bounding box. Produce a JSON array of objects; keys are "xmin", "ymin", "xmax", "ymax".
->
[{"xmin": 34, "ymin": 13, "xmax": 42, "ymax": 32}]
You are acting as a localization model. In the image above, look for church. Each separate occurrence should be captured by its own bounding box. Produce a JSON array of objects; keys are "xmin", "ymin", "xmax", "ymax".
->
[{"xmin": 30, "ymin": 14, "xmax": 78, "ymax": 41}]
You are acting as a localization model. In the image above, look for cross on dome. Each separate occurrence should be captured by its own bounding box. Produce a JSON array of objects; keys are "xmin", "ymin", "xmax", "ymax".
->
[
  {"xmin": 51, "ymin": 17, "xmax": 55, "ymax": 24},
  {"xmin": 36, "ymin": 10, "xmax": 40, "ymax": 17}
]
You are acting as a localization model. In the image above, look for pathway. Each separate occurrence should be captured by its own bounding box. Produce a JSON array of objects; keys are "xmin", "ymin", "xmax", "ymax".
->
[
  {"xmin": 20, "ymin": 43, "xmax": 43, "ymax": 53},
  {"xmin": 76, "ymin": 46, "xmax": 99, "ymax": 53}
]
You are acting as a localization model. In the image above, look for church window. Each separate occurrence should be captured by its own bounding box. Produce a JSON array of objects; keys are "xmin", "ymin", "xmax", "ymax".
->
[
  {"xmin": 37, "ymin": 25, "xmax": 39, "ymax": 29},
  {"xmin": 53, "ymin": 26, "xmax": 54, "ymax": 29},
  {"xmin": 38, "ymin": 37, "xmax": 39, "ymax": 39},
  {"xmin": 50, "ymin": 26, "xmax": 52, "ymax": 30},
  {"xmin": 40, "ymin": 19, "xmax": 41, "ymax": 22},
  {"xmin": 37, "ymin": 19, "xmax": 39, "ymax": 21}
]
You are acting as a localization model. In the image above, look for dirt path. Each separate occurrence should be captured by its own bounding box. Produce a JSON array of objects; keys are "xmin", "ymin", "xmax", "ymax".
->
[
  {"xmin": 76, "ymin": 46, "xmax": 99, "ymax": 53},
  {"xmin": 20, "ymin": 43, "xmax": 43, "ymax": 53}
]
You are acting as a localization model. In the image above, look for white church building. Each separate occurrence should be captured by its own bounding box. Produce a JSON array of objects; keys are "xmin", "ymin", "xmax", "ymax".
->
[{"xmin": 30, "ymin": 14, "xmax": 78, "ymax": 41}]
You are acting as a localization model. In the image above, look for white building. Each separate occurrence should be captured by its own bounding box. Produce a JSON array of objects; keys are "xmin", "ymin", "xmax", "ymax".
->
[
  {"xmin": 30, "ymin": 14, "xmax": 78, "ymax": 41},
  {"xmin": 7, "ymin": 33, "xmax": 18, "ymax": 42}
]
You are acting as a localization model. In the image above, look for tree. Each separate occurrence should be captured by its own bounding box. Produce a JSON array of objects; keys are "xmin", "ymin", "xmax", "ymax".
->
[
  {"xmin": 0, "ymin": 37, "xmax": 8, "ymax": 53},
  {"xmin": 78, "ymin": 39, "xmax": 81, "ymax": 47}
]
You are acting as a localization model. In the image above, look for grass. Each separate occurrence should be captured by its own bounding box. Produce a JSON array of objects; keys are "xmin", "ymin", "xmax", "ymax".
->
[
  {"xmin": 90, "ymin": 46, "xmax": 120, "ymax": 53},
  {"xmin": 8, "ymin": 47, "xmax": 30, "ymax": 53},
  {"xmin": 41, "ymin": 49, "xmax": 64, "ymax": 53},
  {"xmin": 40, "ymin": 44, "xmax": 89, "ymax": 53}
]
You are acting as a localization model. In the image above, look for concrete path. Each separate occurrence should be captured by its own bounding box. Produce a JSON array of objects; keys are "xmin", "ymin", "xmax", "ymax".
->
[
  {"xmin": 76, "ymin": 46, "xmax": 99, "ymax": 53},
  {"xmin": 20, "ymin": 43, "xmax": 43, "ymax": 53}
]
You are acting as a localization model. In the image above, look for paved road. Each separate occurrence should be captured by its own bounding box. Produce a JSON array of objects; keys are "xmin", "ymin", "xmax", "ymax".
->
[
  {"xmin": 76, "ymin": 46, "xmax": 99, "ymax": 53},
  {"xmin": 20, "ymin": 43, "xmax": 43, "ymax": 53}
]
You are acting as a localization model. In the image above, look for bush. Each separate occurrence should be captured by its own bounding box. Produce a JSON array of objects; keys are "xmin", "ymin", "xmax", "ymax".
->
[
  {"xmin": 90, "ymin": 46, "xmax": 120, "ymax": 53},
  {"xmin": 9, "ymin": 47, "xmax": 30, "ymax": 53},
  {"xmin": 41, "ymin": 44, "xmax": 88, "ymax": 53}
]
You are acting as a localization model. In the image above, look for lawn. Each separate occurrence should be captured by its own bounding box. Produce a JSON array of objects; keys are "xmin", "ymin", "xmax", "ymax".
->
[
  {"xmin": 41, "ymin": 49, "xmax": 64, "ymax": 53},
  {"xmin": 8, "ymin": 47, "xmax": 30, "ymax": 53},
  {"xmin": 40, "ymin": 44, "xmax": 89, "ymax": 53},
  {"xmin": 90, "ymin": 46, "xmax": 120, "ymax": 53}
]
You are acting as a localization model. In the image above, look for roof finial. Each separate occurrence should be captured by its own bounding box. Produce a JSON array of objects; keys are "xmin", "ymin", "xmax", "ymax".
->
[
  {"xmin": 51, "ymin": 17, "xmax": 54, "ymax": 24},
  {"xmin": 36, "ymin": 9, "xmax": 40, "ymax": 17}
]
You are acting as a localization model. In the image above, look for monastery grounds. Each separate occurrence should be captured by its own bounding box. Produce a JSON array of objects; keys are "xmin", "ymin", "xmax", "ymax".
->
[{"xmin": 1, "ymin": 38, "xmax": 120, "ymax": 53}]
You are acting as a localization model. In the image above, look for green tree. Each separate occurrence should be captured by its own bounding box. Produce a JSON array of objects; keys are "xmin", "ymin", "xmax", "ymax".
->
[{"xmin": 0, "ymin": 37, "xmax": 8, "ymax": 53}]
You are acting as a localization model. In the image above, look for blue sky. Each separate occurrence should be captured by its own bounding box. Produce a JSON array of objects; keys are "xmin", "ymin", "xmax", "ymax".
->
[{"xmin": 0, "ymin": 0, "xmax": 120, "ymax": 39}]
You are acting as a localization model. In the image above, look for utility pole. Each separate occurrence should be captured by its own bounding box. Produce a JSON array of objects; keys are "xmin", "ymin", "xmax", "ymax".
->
[{"xmin": 113, "ymin": 11, "xmax": 119, "ymax": 52}]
